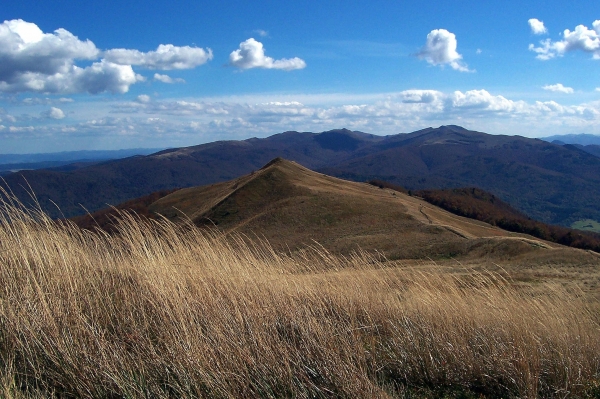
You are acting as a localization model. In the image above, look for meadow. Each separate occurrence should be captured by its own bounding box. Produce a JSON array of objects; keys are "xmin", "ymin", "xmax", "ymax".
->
[
  {"xmin": 0, "ymin": 195, "xmax": 599, "ymax": 398},
  {"xmin": 572, "ymin": 220, "xmax": 600, "ymax": 234}
]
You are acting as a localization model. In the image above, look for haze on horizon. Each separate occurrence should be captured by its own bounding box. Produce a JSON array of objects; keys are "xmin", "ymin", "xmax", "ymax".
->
[{"xmin": 1, "ymin": 0, "xmax": 600, "ymax": 153}]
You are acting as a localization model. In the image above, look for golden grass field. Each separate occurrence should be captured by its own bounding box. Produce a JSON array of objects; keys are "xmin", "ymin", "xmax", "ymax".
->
[{"xmin": 1, "ymin": 190, "xmax": 599, "ymax": 398}]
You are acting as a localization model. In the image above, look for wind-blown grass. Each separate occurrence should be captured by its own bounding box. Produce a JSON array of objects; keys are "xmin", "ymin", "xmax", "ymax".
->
[{"xmin": 0, "ymin": 193, "xmax": 598, "ymax": 398}]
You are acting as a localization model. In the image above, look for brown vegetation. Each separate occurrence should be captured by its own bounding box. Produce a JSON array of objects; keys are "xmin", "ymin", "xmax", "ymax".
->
[
  {"xmin": 147, "ymin": 158, "xmax": 577, "ymax": 262},
  {"xmin": 69, "ymin": 188, "xmax": 178, "ymax": 232},
  {"xmin": 414, "ymin": 187, "xmax": 600, "ymax": 253},
  {"xmin": 367, "ymin": 179, "xmax": 409, "ymax": 194},
  {"xmin": 1, "ymin": 192, "xmax": 599, "ymax": 398}
]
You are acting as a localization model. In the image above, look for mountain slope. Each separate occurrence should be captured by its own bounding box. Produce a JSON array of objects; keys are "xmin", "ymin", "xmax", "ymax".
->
[
  {"xmin": 414, "ymin": 186, "xmax": 600, "ymax": 251},
  {"xmin": 146, "ymin": 158, "xmax": 562, "ymax": 260}
]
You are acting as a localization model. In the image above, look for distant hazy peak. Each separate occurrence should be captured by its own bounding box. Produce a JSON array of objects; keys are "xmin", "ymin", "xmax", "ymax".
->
[{"xmin": 540, "ymin": 133, "xmax": 600, "ymax": 146}]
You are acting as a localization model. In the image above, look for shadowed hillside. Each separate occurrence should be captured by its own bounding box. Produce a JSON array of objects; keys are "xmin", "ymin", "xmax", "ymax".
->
[{"xmin": 69, "ymin": 189, "xmax": 179, "ymax": 232}]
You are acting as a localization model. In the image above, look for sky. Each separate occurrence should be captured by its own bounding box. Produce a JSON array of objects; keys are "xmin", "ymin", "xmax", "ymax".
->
[{"xmin": 1, "ymin": 0, "xmax": 600, "ymax": 153}]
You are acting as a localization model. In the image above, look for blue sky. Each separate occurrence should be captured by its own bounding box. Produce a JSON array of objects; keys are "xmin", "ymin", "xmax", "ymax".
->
[{"xmin": 1, "ymin": 0, "xmax": 600, "ymax": 153}]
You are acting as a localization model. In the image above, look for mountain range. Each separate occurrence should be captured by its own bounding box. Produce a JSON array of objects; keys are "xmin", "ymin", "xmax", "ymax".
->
[
  {"xmin": 3, "ymin": 125, "xmax": 600, "ymax": 228},
  {"xmin": 538, "ymin": 134, "xmax": 600, "ymax": 159},
  {"xmin": 541, "ymin": 133, "xmax": 600, "ymax": 146}
]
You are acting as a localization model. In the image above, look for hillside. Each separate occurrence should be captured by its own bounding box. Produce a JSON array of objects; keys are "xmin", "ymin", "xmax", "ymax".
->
[
  {"xmin": 74, "ymin": 158, "xmax": 598, "ymax": 263},
  {"xmin": 571, "ymin": 144, "xmax": 600, "ymax": 158},
  {"xmin": 69, "ymin": 189, "xmax": 179, "ymax": 232},
  {"xmin": 5, "ymin": 126, "xmax": 600, "ymax": 227},
  {"xmin": 413, "ymin": 186, "xmax": 600, "ymax": 252}
]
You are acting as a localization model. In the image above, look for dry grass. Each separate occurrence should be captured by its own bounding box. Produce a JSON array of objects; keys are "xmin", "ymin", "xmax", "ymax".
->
[{"xmin": 0, "ymin": 194, "xmax": 599, "ymax": 398}]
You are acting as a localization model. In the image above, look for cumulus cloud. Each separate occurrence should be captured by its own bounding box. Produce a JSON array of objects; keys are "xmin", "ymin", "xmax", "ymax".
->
[
  {"xmin": 444, "ymin": 90, "xmax": 526, "ymax": 115},
  {"xmin": 104, "ymin": 44, "xmax": 213, "ymax": 70},
  {"xmin": 1, "ymin": 60, "xmax": 144, "ymax": 94},
  {"xmin": 43, "ymin": 107, "xmax": 65, "ymax": 119},
  {"xmin": 153, "ymin": 73, "xmax": 185, "ymax": 84},
  {"xmin": 528, "ymin": 18, "xmax": 548, "ymax": 35},
  {"xmin": 0, "ymin": 19, "xmax": 213, "ymax": 94},
  {"xmin": 543, "ymin": 83, "xmax": 574, "ymax": 93},
  {"xmin": 229, "ymin": 38, "xmax": 306, "ymax": 70},
  {"xmin": 71, "ymin": 61, "xmax": 144, "ymax": 94},
  {"xmin": 529, "ymin": 20, "xmax": 600, "ymax": 60},
  {"xmin": 0, "ymin": 19, "xmax": 99, "ymax": 82},
  {"xmin": 0, "ymin": 19, "xmax": 146, "ymax": 94},
  {"xmin": 398, "ymin": 90, "xmax": 440, "ymax": 103},
  {"xmin": 417, "ymin": 29, "xmax": 471, "ymax": 72}
]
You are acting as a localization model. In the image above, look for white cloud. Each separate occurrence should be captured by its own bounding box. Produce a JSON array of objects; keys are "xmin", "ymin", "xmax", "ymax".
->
[
  {"xmin": 446, "ymin": 90, "xmax": 527, "ymax": 114},
  {"xmin": 153, "ymin": 73, "xmax": 185, "ymax": 84},
  {"xmin": 136, "ymin": 94, "xmax": 151, "ymax": 103},
  {"xmin": 528, "ymin": 18, "xmax": 548, "ymax": 35},
  {"xmin": 0, "ymin": 19, "xmax": 146, "ymax": 94},
  {"xmin": 253, "ymin": 29, "xmax": 269, "ymax": 37},
  {"xmin": 110, "ymin": 88, "xmax": 597, "ymax": 132},
  {"xmin": 0, "ymin": 19, "xmax": 101, "ymax": 90},
  {"xmin": 398, "ymin": 90, "xmax": 440, "ymax": 103},
  {"xmin": 0, "ymin": 20, "xmax": 212, "ymax": 95},
  {"xmin": 529, "ymin": 20, "xmax": 600, "ymax": 60},
  {"xmin": 22, "ymin": 97, "xmax": 75, "ymax": 105},
  {"xmin": 417, "ymin": 29, "xmax": 471, "ymax": 72},
  {"xmin": 7, "ymin": 89, "xmax": 600, "ymax": 148},
  {"xmin": 71, "ymin": 61, "xmax": 144, "ymax": 94},
  {"xmin": 0, "ymin": 60, "xmax": 144, "ymax": 94},
  {"xmin": 43, "ymin": 107, "xmax": 65, "ymax": 119},
  {"xmin": 8, "ymin": 126, "xmax": 34, "ymax": 133},
  {"xmin": 596, "ymin": 88, "xmax": 600, "ymax": 92},
  {"xmin": 0, "ymin": 19, "xmax": 99, "ymax": 81},
  {"xmin": 229, "ymin": 38, "xmax": 306, "ymax": 71},
  {"xmin": 543, "ymin": 83, "xmax": 574, "ymax": 93},
  {"xmin": 476, "ymin": 49, "xmax": 482, "ymax": 54},
  {"xmin": 2, "ymin": 114, "xmax": 17, "ymax": 123},
  {"xmin": 104, "ymin": 44, "xmax": 213, "ymax": 70}
]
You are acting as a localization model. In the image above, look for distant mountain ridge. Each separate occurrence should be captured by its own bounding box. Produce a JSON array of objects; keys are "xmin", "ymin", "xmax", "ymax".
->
[
  {"xmin": 539, "ymin": 134, "xmax": 600, "ymax": 159},
  {"xmin": 0, "ymin": 148, "xmax": 165, "ymax": 164},
  {"xmin": 540, "ymin": 133, "xmax": 600, "ymax": 146},
  {"xmin": 3, "ymin": 125, "xmax": 600, "ymax": 227},
  {"xmin": 0, "ymin": 148, "xmax": 165, "ymax": 175}
]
